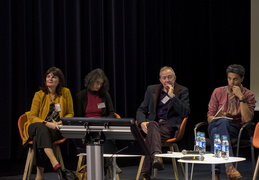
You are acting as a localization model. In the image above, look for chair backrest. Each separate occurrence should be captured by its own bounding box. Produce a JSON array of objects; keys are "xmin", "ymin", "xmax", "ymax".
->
[
  {"xmin": 17, "ymin": 113, "xmax": 27, "ymax": 141},
  {"xmin": 253, "ymin": 122, "xmax": 259, "ymax": 148},
  {"xmin": 164, "ymin": 116, "xmax": 188, "ymax": 143},
  {"xmin": 114, "ymin": 113, "xmax": 121, "ymax": 118}
]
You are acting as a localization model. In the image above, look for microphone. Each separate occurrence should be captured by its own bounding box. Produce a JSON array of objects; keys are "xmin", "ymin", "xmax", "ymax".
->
[
  {"xmin": 182, "ymin": 149, "xmax": 200, "ymax": 155},
  {"xmin": 181, "ymin": 155, "xmax": 204, "ymax": 161}
]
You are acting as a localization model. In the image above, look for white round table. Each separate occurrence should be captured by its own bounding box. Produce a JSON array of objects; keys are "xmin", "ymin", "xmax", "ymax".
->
[
  {"xmin": 155, "ymin": 152, "xmax": 245, "ymax": 180},
  {"xmin": 178, "ymin": 154, "xmax": 245, "ymax": 180}
]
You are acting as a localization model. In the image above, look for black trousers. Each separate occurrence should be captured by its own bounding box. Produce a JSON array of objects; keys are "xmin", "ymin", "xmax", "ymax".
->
[
  {"xmin": 141, "ymin": 121, "xmax": 176, "ymax": 175},
  {"xmin": 28, "ymin": 122, "xmax": 62, "ymax": 167}
]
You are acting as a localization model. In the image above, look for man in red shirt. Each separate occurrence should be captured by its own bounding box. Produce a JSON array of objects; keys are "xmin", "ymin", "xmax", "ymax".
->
[{"xmin": 207, "ymin": 64, "xmax": 256, "ymax": 180}]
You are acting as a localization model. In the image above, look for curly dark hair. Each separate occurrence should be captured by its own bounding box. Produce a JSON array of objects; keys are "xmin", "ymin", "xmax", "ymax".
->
[
  {"xmin": 84, "ymin": 68, "xmax": 109, "ymax": 94},
  {"xmin": 226, "ymin": 64, "xmax": 245, "ymax": 78},
  {"xmin": 40, "ymin": 66, "xmax": 66, "ymax": 96}
]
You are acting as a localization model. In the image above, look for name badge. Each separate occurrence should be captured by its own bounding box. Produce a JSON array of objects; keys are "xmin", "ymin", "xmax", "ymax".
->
[
  {"xmin": 55, "ymin": 103, "xmax": 61, "ymax": 112},
  {"xmin": 97, "ymin": 102, "xmax": 106, "ymax": 109},
  {"xmin": 161, "ymin": 95, "xmax": 170, "ymax": 104}
]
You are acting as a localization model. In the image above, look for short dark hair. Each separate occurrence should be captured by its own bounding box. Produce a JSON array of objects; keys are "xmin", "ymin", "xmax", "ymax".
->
[
  {"xmin": 226, "ymin": 64, "xmax": 245, "ymax": 78},
  {"xmin": 84, "ymin": 68, "xmax": 109, "ymax": 94},
  {"xmin": 40, "ymin": 66, "xmax": 66, "ymax": 96}
]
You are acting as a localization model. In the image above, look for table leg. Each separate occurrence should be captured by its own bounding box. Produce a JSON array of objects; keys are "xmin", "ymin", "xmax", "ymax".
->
[
  {"xmin": 190, "ymin": 163, "xmax": 194, "ymax": 180},
  {"xmin": 185, "ymin": 163, "xmax": 188, "ymax": 180},
  {"xmin": 86, "ymin": 144, "xmax": 104, "ymax": 180},
  {"xmin": 113, "ymin": 157, "xmax": 116, "ymax": 180},
  {"xmin": 211, "ymin": 164, "xmax": 215, "ymax": 180}
]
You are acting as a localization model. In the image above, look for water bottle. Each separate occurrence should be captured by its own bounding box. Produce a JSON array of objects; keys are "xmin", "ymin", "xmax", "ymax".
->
[
  {"xmin": 214, "ymin": 134, "xmax": 221, "ymax": 158},
  {"xmin": 221, "ymin": 135, "xmax": 229, "ymax": 160},
  {"xmin": 199, "ymin": 132, "xmax": 206, "ymax": 155},
  {"xmin": 194, "ymin": 131, "xmax": 201, "ymax": 151}
]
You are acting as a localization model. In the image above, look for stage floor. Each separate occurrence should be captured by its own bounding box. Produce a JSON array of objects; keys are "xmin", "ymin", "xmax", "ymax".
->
[{"xmin": 0, "ymin": 155, "xmax": 255, "ymax": 180}]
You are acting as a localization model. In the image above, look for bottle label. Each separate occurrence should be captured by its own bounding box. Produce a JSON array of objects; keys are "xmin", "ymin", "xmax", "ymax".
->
[
  {"xmin": 214, "ymin": 143, "xmax": 221, "ymax": 149},
  {"xmin": 222, "ymin": 145, "xmax": 229, "ymax": 152},
  {"xmin": 201, "ymin": 142, "xmax": 205, "ymax": 148},
  {"xmin": 196, "ymin": 141, "xmax": 199, "ymax": 147}
]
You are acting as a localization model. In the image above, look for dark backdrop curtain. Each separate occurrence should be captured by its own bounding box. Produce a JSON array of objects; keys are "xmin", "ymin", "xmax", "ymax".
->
[{"xmin": 0, "ymin": 0, "xmax": 251, "ymax": 160}]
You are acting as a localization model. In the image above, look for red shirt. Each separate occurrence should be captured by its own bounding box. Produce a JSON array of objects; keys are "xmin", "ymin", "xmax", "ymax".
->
[
  {"xmin": 207, "ymin": 86, "xmax": 256, "ymax": 124},
  {"xmin": 85, "ymin": 92, "xmax": 102, "ymax": 117}
]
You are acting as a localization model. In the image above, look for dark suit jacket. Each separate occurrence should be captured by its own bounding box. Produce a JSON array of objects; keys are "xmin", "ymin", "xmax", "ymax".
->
[
  {"xmin": 74, "ymin": 89, "xmax": 115, "ymax": 118},
  {"xmin": 136, "ymin": 83, "xmax": 190, "ymax": 128}
]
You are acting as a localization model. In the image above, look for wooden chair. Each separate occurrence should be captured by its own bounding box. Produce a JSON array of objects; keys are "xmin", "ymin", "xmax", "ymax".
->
[
  {"xmin": 155, "ymin": 117, "xmax": 188, "ymax": 179},
  {"xmin": 138, "ymin": 117, "xmax": 188, "ymax": 180},
  {"xmin": 252, "ymin": 122, "xmax": 259, "ymax": 180},
  {"xmin": 18, "ymin": 113, "xmax": 66, "ymax": 180}
]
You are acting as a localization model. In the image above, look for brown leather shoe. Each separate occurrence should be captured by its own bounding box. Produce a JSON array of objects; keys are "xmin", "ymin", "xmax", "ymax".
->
[
  {"xmin": 226, "ymin": 166, "xmax": 242, "ymax": 180},
  {"xmin": 213, "ymin": 170, "xmax": 220, "ymax": 180},
  {"xmin": 214, "ymin": 174, "xmax": 220, "ymax": 180},
  {"xmin": 152, "ymin": 156, "xmax": 164, "ymax": 170},
  {"xmin": 140, "ymin": 173, "xmax": 150, "ymax": 180}
]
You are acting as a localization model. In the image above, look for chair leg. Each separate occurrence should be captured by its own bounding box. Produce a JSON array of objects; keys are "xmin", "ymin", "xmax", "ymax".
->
[
  {"xmin": 252, "ymin": 155, "xmax": 259, "ymax": 180},
  {"xmin": 76, "ymin": 154, "xmax": 85, "ymax": 174},
  {"xmin": 172, "ymin": 143, "xmax": 185, "ymax": 178},
  {"xmin": 251, "ymin": 142, "xmax": 256, "ymax": 170},
  {"xmin": 107, "ymin": 165, "xmax": 113, "ymax": 179},
  {"xmin": 23, "ymin": 147, "xmax": 34, "ymax": 180},
  {"xmin": 235, "ymin": 145, "xmax": 240, "ymax": 169},
  {"xmin": 171, "ymin": 157, "xmax": 179, "ymax": 180},
  {"xmin": 136, "ymin": 156, "xmax": 145, "ymax": 180},
  {"xmin": 22, "ymin": 145, "xmax": 65, "ymax": 180},
  {"xmin": 76, "ymin": 153, "xmax": 121, "ymax": 179},
  {"xmin": 153, "ymin": 168, "xmax": 158, "ymax": 178},
  {"xmin": 153, "ymin": 144, "xmax": 183, "ymax": 180},
  {"xmin": 169, "ymin": 145, "xmax": 179, "ymax": 180},
  {"xmin": 235, "ymin": 142, "xmax": 255, "ymax": 169},
  {"xmin": 106, "ymin": 161, "xmax": 120, "ymax": 180}
]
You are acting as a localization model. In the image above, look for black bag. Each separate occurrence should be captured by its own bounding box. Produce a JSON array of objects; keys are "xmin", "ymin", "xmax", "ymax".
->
[{"xmin": 60, "ymin": 168, "xmax": 78, "ymax": 180}]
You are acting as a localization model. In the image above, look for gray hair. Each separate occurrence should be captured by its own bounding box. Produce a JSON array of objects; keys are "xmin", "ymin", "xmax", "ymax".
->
[{"xmin": 159, "ymin": 66, "xmax": 175, "ymax": 77}]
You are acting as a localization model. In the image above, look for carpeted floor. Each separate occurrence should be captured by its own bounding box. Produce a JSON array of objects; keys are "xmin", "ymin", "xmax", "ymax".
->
[{"xmin": 0, "ymin": 154, "xmax": 256, "ymax": 180}]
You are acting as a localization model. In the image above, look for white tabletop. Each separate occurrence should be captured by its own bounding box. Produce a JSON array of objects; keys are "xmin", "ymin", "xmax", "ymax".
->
[
  {"xmin": 156, "ymin": 152, "xmax": 203, "ymax": 158},
  {"xmin": 178, "ymin": 154, "xmax": 246, "ymax": 164},
  {"xmin": 155, "ymin": 152, "xmax": 245, "ymax": 164},
  {"xmin": 77, "ymin": 153, "xmax": 142, "ymax": 158}
]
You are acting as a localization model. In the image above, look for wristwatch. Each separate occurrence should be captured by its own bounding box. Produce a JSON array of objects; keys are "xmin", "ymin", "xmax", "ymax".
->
[{"xmin": 240, "ymin": 99, "xmax": 246, "ymax": 103}]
